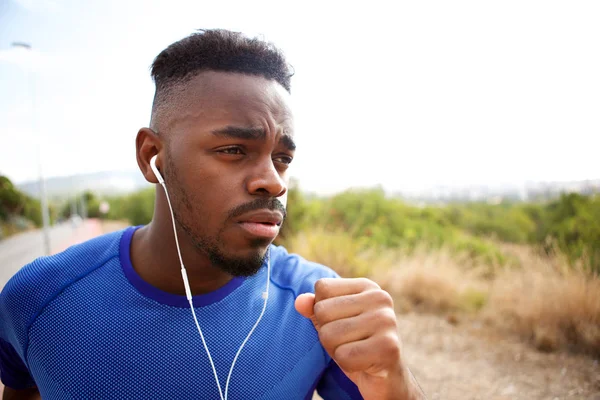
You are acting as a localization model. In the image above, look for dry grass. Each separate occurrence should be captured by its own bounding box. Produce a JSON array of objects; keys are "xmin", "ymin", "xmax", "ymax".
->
[
  {"xmin": 375, "ymin": 249, "xmax": 489, "ymax": 314},
  {"xmin": 283, "ymin": 228, "xmax": 378, "ymax": 278},
  {"xmin": 484, "ymin": 251, "xmax": 600, "ymax": 356},
  {"xmin": 284, "ymin": 229, "xmax": 600, "ymax": 358}
]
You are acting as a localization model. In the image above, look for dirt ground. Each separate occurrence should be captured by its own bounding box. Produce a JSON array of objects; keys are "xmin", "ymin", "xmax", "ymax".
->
[{"xmin": 392, "ymin": 313, "xmax": 599, "ymax": 399}]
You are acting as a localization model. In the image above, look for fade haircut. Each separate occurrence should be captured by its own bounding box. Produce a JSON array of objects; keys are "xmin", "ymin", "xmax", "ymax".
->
[{"xmin": 149, "ymin": 29, "xmax": 293, "ymax": 131}]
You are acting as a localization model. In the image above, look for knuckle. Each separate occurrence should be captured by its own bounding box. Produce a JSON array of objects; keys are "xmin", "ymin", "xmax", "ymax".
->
[
  {"xmin": 337, "ymin": 294, "xmax": 356, "ymax": 309},
  {"xmin": 368, "ymin": 308, "xmax": 397, "ymax": 329},
  {"xmin": 315, "ymin": 278, "xmax": 331, "ymax": 295},
  {"xmin": 382, "ymin": 307, "xmax": 398, "ymax": 327},
  {"xmin": 368, "ymin": 288, "xmax": 394, "ymax": 307},
  {"xmin": 325, "ymin": 318, "xmax": 345, "ymax": 337},
  {"xmin": 370, "ymin": 278, "xmax": 382, "ymax": 290},
  {"xmin": 378, "ymin": 289, "xmax": 395, "ymax": 307},
  {"xmin": 373, "ymin": 307, "xmax": 389, "ymax": 321},
  {"xmin": 386, "ymin": 308, "xmax": 398, "ymax": 332},
  {"xmin": 338, "ymin": 318, "xmax": 353, "ymax": 335},
  {"xmin": 313, "ymin": 300, "xmax": 328, "ymax": 321},
  {"xmin": 381, "ymin": 332, "xmax": 401, "ymax": 357},
  {"xmin": 388, "ymin": 341, "xmax": 401, "ymax": 360},
  {"xmin": 334, "ymin": 344, "xmax": 359, "ymax": 365},
  {"xmin": 318, "ymin": 324, "xmax": 337, "ymax": 349},
  {"xmin": 358, "ymin": 277, "xmax": 380, "ymax": 290}
]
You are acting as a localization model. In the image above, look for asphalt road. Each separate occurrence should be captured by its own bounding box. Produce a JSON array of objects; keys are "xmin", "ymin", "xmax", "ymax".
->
[{"xmin": 0, "ymin": 222, "xmax": 78, "ymax": 290}]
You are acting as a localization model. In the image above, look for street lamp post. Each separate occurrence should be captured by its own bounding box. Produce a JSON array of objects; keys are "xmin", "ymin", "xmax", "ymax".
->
[{"xmin": 11, "ymin": 42, "xmax": 52, "ymax": 255}]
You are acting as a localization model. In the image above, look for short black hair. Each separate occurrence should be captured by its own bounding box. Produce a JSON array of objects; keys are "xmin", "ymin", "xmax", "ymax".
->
[
  {"xmin": 149, "ymin": 29, "xmax": 293, "ymax": 131},
  {"xmin": 151, "ymin": 29, "xmax": 292, "ymax": 92}
]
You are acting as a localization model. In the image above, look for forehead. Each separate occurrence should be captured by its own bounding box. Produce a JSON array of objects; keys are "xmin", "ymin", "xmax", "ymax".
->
[{"xmin": 164, "ymin": 71, "xmax": 293, "ymax": 133}]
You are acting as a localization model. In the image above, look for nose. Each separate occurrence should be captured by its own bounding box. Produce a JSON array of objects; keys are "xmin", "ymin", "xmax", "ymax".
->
[{"xmin": 246, "ymin": 158, "xmax": 287, "ymax": 198}]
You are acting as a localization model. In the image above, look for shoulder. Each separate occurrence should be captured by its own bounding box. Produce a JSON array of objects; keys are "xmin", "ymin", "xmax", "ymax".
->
[
  {"xmin": 1, "ymin": 227, "xmax": 125, "ymax": 306},
  {"xmin": 268, "ymin": 244, "xmax": 340, "ymax": 298},
  {"xmin": 0, "ymin": 227, "xmax": 128, "ymax": 354}
]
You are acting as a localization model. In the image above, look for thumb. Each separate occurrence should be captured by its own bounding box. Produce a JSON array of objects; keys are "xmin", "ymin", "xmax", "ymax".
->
[{"xmin": 294, "ymin": 293, "xmax": 319, "ymax": 329}]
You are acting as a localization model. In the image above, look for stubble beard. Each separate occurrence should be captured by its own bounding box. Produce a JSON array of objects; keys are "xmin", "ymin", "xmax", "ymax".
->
[{"xmin": 164, "ymin": 155, "xmax": 268, "ymax": 277}]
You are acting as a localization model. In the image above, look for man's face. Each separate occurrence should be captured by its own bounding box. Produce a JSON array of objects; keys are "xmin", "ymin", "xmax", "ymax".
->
[{"xmin": 161, "ymin": 71, "xmax": 294, "ymax": 276}]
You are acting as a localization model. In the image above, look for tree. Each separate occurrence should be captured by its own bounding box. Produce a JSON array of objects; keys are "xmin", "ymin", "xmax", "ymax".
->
[
  {"xmin": 0, "ymin": 175, "xmax": 25, "ymax": 220},
  {"xmin": 543, "ymin": 193, "xmax": 600, "ymax": 273},
  {"xmin": 0, "ymin": 175, "xmax": 43, "ymax": 228}
]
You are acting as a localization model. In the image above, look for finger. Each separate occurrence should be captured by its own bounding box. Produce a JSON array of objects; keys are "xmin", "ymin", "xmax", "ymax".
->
[
  {"xmin": 294, "ymin": 293, "xmax": 320, "ymax": 329},
  {"xmin": 333, "ymin": 332, "xmax": 401, "ymax": 375},
  {"xmin": 314, "ymin": 289, "xmax": 394, "ymax": 326},
  {"xmin": 318, "ymin": 308, "xmax": 397, "ymax": 357},
  {"xmin": 314, "ymin": 277, "xmax": 380, "ymax": 303}
]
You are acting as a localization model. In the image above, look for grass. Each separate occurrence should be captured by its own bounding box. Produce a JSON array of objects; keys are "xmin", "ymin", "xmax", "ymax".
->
[
  {"xmin": 283, "ymin": 229, "xmax": 600, "ymax": 358},
  {"xmin": 485, "ymin": 254, "xmax": 600, "ymax": 356},
  {"xmin": 374, "ymin": 249, "xmax": 488, "ymax": 314}
]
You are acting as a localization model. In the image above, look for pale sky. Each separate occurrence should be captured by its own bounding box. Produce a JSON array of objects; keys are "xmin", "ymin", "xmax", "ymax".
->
[{"xmin": 1, "ymin": 0, "xmax": 599, "ymax": 195}]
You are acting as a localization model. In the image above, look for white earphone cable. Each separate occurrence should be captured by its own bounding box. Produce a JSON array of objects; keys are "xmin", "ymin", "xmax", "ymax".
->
[
  {"xmin": 160, "ymin": 181, "xmax": 225, "ymax": 400},
  {"xmin": 159, "ymin": 180, "xmax": 270, "ymax": 400},
  {"xmin": 224, "ymin": 250, "xmax": 270, "ymax": 400}
]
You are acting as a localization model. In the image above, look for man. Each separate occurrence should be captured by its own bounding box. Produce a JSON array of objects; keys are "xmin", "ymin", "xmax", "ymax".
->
[{"xmin": 0, "ymin": 29, "xmax": 424, "ymax": 399}]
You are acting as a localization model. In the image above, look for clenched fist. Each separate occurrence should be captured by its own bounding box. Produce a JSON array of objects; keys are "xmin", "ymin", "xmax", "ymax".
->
[{"xmin": 295, "ymin": 278, "xmax": 425, "ymax": 400}]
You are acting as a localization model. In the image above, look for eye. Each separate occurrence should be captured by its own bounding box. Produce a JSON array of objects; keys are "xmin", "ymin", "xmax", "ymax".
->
[
  {"xmin": 218, "ymin": 146, "xmax": 245, "ymax": 155},
  {"xmin": 274, "ymin": 155, "xmax": 293, "ymax": 165}
]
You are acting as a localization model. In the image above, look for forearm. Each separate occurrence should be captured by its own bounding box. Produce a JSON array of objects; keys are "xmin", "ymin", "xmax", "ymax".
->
[
  {"xmin": 385, "ymin": 365, "xmax": 426, "ymax": 400},
  {"xmin": 405, "ymin": 367, "xmax": 427, "ymax": 400}
]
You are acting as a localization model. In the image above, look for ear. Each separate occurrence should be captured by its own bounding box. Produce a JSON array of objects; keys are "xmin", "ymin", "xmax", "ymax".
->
[{"xmin": 136, "ymin": 128, "xmax": 163, "ymax": 184}]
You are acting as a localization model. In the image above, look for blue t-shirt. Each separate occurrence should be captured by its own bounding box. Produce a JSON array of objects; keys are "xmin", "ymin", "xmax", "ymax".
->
[{"xmin": 0, "ymin": 226, "xmax": 363, "ymax": 399}]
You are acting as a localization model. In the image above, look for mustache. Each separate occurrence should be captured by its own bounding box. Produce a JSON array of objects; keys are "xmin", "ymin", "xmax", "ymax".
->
[{"xmin": 228, "ymin": 198, "xmax": 287, "ymax": 221}]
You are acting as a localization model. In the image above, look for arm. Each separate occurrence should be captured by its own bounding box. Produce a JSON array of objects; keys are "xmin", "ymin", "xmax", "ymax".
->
[
  {"xmin": 3, "ymin": 386, "xmax": 41, "ymax": 400},
  {"xmin": 1, "ymin": 262, "xmax": 44, "ymax": 400},
  {"xmin": 0, "ymin": 339, "xmax": 38, "ymax": 399},
  {"xmin": 383, "ymin": 364, "xmax": 427, "ymax": 400}
]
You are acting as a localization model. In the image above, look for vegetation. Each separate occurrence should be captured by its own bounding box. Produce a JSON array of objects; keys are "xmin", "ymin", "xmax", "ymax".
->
[
  {"xmin": 97, "ymin": 182, "xmax": 600, "ymax": 274},
  {"xmin": 294, "ymin": 232, "xmax": 600, "ymax": 357},
  {"xmin": 0, "ymin": 175, "xmax": 44, "ymax": 236},
  {"xmin": 3, "ymin": 174, "xmax": 598, "ymax": 356},
  {"xmin": 59, "ymin": 191, "xmax": 110, "ymax": 220},
  {"xmin": 104, "ymin": 187, "xmax": 155, "ymax": 226},
  {"xmin": 1, "ymin": 176, "xmax": 108, "ymax": 237},
  {"xmin": 280, "ymin": 186, "xmax": 600, "ymax": 274}
]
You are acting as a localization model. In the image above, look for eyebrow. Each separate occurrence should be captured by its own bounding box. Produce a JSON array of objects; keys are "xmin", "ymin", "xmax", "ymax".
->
[{"xmin": 211, "ymin": 126, "xmax": 296, "ymax": 151}]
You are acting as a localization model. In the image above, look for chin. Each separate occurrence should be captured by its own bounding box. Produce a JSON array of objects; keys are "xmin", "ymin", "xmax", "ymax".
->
[
  {"xmin": 228, "ymin": 235, "xmax": 272, "ymax": 256},
  {"xmin": 208, "ymin": 243, "xmax": 269, "ymax": 277},
  {"xmin": 233, "ymin": 244, "xmax": 269, "ymax": 263}
]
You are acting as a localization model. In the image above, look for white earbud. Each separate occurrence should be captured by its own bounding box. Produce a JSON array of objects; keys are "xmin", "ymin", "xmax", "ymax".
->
[
  {"xmin": 148, "ymin": 153, "xmax": 270, "ymax": 400},
  {"xmin": 150, "ymin": 155, "xmax": 164, "ymax": 185}
]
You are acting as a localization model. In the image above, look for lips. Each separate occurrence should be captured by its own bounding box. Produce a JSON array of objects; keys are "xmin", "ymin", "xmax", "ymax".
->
[{"xmin": 236, "ymin": 210, "xmax": 283, "ymax": 239}]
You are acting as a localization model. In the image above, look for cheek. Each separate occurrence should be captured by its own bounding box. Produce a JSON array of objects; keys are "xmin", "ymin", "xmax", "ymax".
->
[{"xmin": 188, "ymin": 175, "xmax": 239, "ymax": 223}]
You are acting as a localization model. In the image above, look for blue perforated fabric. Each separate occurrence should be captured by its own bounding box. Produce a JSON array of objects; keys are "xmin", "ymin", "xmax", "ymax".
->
[{"xmin": 0, "ymin": 226, "xmax": 363, "ymax": 399}]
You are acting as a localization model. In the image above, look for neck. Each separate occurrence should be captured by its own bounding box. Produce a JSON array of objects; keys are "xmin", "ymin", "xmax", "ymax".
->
[{"xmin": 130, "ymin": 196, "xmax": 234, "ymax": 296}]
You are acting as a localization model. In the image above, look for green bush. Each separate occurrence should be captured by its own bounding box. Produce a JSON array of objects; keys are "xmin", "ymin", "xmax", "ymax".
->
[
  {"xmin": 280, "ymin": 187, "xmax": 599, "ymax": 271},
  {"xmin": 440, "ymin": 202, "xmax": 537, "ymax": 243},
  {"xmin": 277, "ymin": 187, "xmax": 508, "ymax": 266},
  {"xmin": 107, "ymin": 187, "xmax": 155, "ymax": 226},
  {"xmin": 0, "ymin": 175, "xmax": 43, "ymax": 229},
  {"xmin": 90, "ymin": 184, "xmax": 600, "ymax": 272},
  {"xmin": 540, "ymin": 193, "xmax": 600, "ymax": 273}
]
